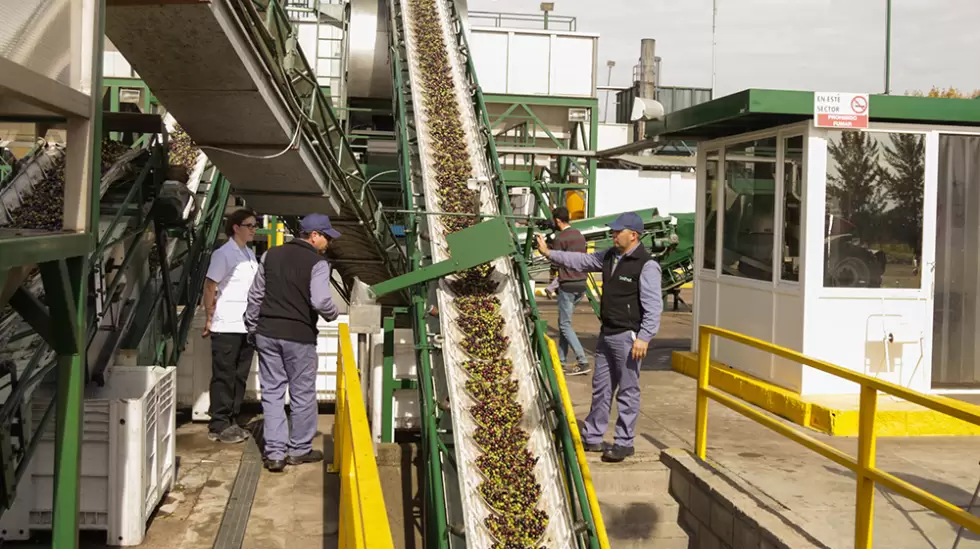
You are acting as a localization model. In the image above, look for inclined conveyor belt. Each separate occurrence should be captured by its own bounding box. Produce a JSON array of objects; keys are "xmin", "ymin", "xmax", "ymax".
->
[{"xmin": 396, "ymin": 0, "xmax": 577, "ymax": 546}]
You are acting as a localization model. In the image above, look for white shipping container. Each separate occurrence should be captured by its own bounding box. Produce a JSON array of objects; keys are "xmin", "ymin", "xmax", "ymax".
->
[{"xmin": 0, "ymin": 366, "xmax": 177, "ymax": 546}]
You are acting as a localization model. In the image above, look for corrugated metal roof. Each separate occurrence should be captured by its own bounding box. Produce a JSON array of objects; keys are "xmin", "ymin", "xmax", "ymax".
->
[{"xmin": 612, "ymin": 154, "xmax": 696, "ymax": 169}]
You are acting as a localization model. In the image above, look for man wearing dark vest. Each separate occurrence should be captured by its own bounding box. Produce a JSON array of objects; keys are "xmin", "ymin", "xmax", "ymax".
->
[
  {"xmin": 245, "ymin": 213, "xmax": 341, "ymax": 472},
  {"xmin": 536, "ymin": 211, "xmax": 662, "ymax": 462}
]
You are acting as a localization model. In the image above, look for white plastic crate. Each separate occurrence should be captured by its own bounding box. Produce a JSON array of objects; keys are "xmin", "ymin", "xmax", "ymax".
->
[{"xmin": 0, "ymin": 366, "xmax": 177, "ymax": 546}]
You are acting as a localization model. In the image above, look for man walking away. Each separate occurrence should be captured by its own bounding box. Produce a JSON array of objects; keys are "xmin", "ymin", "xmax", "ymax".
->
[
  {"xmin": 203, "ymin": 208, "xmax": 260, "ymax": 444},
  {"xmin": 536, "ymin": 211, "xmax": 662, "ymax": 463},
  {"xmin": 245, "ymin": 213, "xmax": 341, "ymax": 472},
  {"xmin": 548, "ymin": 206, "xmax": 590, "ymax": 376}
]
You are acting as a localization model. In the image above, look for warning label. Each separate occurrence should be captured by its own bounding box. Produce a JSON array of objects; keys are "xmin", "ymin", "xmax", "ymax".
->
[{"xmin": 814, "ymin": 92, "xmax": 870, "ymax": 129}]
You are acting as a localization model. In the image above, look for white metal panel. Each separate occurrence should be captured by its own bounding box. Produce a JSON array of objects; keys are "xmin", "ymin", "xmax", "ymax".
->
[
  {"xmin": 549, "ymin": 35, "xmax": 593, "ymax": 96},
  {"xmin": 506, "ymin": 33, "xmax": 550, "ymax": 95},
  {"xmin": 594, "ymin": 168, "xmax": 696, "ymax": 217},
  {"xmin": 468, "ymin": 30, "xmax": 508, "ymax": 93},
  {"xmin": 669, "ymin": 172, "xmax": 697, "ymax": 213},
  {"xmin": 297, "ymin": 23, "xmax": 318, "ymax": 75},
  {"xmin": 597, "ymin": 123, "xmax": 629, "ymax": 150},
  {"xmin": 803, "ymin": 297, "xmax": 929, "ymax": 395},
  {"xmin": 715, "ymin": 283, "xmax": 776, "ymax": 384}
]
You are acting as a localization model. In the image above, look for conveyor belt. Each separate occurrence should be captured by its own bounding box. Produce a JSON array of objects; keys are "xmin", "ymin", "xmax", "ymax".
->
[
  {"xmin": 105, "ymin": 0, "xmax": 409, "ymax": 305},
  {"xmin": 391, "ymin": 0, "xmax": 579, "ymax": 546}
]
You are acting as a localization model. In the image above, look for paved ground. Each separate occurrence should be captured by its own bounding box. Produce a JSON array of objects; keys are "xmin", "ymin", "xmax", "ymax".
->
[
  {"xmin": 537, "ymin": 289, "xmax": 980, "ymax": 549},
  {"xmin": 19, "ymin": 287, "xmax": 980, "ymax": 548}
]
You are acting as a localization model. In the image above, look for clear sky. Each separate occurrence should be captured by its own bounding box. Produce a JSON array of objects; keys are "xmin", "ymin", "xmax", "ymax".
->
[{"xmin": 468, "ymin": 0, "xmax": 980, "ymax": 99}]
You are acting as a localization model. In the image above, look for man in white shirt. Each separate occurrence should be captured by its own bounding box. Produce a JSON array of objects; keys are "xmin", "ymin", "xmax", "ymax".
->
[{"xmin": 203, "ymin": 209, "xmax": 260, "ymax": 444}]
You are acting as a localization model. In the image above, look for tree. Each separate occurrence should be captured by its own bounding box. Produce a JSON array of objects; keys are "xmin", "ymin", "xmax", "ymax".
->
[
  {"xmin": 827, "ymin": 131, "xmax": 887, "ymax": 242},
  {"xmin": 907, "ymin": 87, "xmax": 980, "ymax": 99},
  {"xmin": 882, "ymin": 133, "xmax": 925, "ymax": 256}
]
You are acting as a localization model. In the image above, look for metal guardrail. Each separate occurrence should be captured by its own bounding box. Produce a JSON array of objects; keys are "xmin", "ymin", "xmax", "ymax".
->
[
  {"xmin": 330, "ymin": 323, "xmax": 395, "ymax": 549},
  {"xmin": 468, "ymin": 10, "xmax": 577, "ymax": 31},
  {"xmin": 694, "ymin": 325, "xmax": 980, "ymax": 548},
  {"xmin": 545, "ymin": 336, "xmax": 611, "ymax": 549}
]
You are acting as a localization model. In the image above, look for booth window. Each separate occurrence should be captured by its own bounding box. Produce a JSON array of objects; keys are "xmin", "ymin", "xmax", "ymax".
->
[
  {"xmin": 721, "ymin": 137, "xmax": 778, "ymax": 282},
  {"xmin": 703, "ymin": 151, "xmax": 719, "ymax": 270},
  {"xmin": 824, "ymin": 130, "xmax": 925, "ymax": 289},
  {"xmin": 781, "ymin": 136, "xmax": 804, "ymax": 282}
]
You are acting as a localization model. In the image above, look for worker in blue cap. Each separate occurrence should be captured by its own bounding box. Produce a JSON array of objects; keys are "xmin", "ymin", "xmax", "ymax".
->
[
  {"xmin": 536, "ymin": 210, "xmax": 662, "ymax": 462},
  {"xmin": 245, "ymin": 213, "xmax": 341, "ymax": 472}
]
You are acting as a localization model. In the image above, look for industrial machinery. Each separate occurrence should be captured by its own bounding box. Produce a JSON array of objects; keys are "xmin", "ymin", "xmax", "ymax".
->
[{"xmin": 2, "ymin": 0, "xmax": 606, "ymax": 547}]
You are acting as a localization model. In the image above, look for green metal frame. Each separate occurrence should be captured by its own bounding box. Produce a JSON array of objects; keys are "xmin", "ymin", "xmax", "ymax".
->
[
  {"xmin": 644, "ymin": 88, "xmax": 980, "ymax": 142},
  {"xmin": 484, "ymin": 93, "xmax": 599, "ymax": 217}
]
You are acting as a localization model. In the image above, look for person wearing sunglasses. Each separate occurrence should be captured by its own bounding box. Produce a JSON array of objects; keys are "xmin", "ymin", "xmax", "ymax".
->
[
  {"xmin": 203, "ymin": 208, "xmax": 260, "ymax": 444},
  {"xmin": 245, "ymin": 213, "xmax": 341, "ymax": 472}
]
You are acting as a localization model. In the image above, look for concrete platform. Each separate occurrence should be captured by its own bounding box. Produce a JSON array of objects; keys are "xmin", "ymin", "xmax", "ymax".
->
[
  {"xmin": 536, "ymin": 291, "xmax": 980, "ymax": 548},
  {"xmin": 672, "ymin": 350, "xmax": 980, "ymax": 437},
  {"xmin": 16, "ymin": 288, "xmax": 980, "ymax": 548}
]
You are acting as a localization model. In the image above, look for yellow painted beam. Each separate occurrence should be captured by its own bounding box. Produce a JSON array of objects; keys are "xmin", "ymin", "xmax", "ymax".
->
[
  {"xmin": 672, "ymin": 351, "xmax": 980, "ymax": 437},
  {"xmin": 545, "ymin": 337, "xmax": 610, "ymax": 549}
]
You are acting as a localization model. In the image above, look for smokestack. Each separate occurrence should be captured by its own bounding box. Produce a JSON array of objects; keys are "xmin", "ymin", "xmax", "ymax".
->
[{"xmin": 639, "ymin": 39, "xmax": 657, "ymax": 99}]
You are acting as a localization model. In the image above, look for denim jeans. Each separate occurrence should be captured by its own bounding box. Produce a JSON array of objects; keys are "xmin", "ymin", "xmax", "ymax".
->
[{"xmin": 557, "ymin": 287, "xmax": 587, "ymax": 366}]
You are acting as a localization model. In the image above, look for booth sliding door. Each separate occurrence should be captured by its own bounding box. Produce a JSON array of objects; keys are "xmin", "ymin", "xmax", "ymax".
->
[{"xmin": 933, "ymin": 134, "xmax": 980, "ymax": 387}]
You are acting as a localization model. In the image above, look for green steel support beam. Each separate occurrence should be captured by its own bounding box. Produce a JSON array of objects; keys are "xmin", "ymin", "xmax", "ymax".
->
[
  {"xmin": 7, "ymin": 288, "xmax": 54, "ymax": 350},
  {"xmin": 587, "ymin": 102, "xmax": 598, "ymax": 217},
  {"xmin": 49, "ymin": 254, "xmax": 88, "ymax": 549},
  {"xmin": 0, "ymin": 233, "xmax": 93, "ymax": 271},
  {"xmin": 369, "ymin": 217, "xmax": 516, "ymax": 299}
]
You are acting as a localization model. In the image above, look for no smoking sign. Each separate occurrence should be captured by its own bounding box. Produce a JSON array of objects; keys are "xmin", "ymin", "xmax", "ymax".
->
[{"xmin": 814, "ymin": 92, "xmax": 870, "ymax": 129}]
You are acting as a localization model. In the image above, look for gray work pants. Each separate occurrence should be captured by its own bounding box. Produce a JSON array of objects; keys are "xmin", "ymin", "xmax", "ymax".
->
[
  {"xmin": 255, "ymin": 334, "xmax": 318, "ymax": 461},
  {"xmin": 580, "ymin": 330, "xmax": 642, "ymax": 448}
]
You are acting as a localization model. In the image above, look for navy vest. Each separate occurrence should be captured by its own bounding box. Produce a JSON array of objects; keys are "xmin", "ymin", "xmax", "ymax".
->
[
  {"xmin": 599, "ymin": 244, "xmax": 652, "ymax": 335},
  {"xmin": 256, "ymin": 239, "xmax": 326, "ymax": 344}
]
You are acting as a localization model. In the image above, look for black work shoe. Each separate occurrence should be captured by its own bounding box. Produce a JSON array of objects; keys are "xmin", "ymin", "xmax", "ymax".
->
[
  {"xmin": 208, "ymin": 426, "xmax": 246, "ymax": 444},
  {"xmin": 264, "ymin": 459, "xmax": 285, "ymax": 473},
  {"xmin": 582, "ymin": 440, "xmax": 607, "ymax": 453},
  {"xmin": 564, "ymin": 363, "xmax": 591, "ymax": 376},
  {"xmin": 232, "ymin": 425, "xmax": 251, "ymax": 440},
  {"xmin": 601, "ymin": 444, "xmax": 635, "ymax": 463},
  {"xmin": 286, "ymin": 450, "xmax": 324, "ymax": 466}
]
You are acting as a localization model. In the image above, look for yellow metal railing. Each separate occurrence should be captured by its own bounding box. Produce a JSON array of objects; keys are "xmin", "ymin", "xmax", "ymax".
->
[
  {"xmin": 695, "ymin": 325, "xmax": 980, "ymax": 548},
  {"xmin": 545, "ymin": 336, "xmax": 611, "ymax": 549},
  {"xmin": 329, "ymin": 324, "xmax": 395, "ymax": 549}
]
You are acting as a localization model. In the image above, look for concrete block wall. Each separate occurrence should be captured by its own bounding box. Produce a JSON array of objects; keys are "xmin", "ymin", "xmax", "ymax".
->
[{"xmin": 661, "ymin": 449, "xmax": 828, "ymax": 549}]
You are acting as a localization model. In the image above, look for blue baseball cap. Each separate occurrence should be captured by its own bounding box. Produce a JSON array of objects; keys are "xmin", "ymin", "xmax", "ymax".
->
[
  {"xmin": 607, "ymin": 211, "xmax": 644, "ymax": 233},
  {"xmin": 300, "ymin": 213, "xmax": 341, "ymax": 239}
]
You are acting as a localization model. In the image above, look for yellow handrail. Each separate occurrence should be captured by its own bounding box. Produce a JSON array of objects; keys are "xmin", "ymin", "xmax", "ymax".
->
[
  {"xmin": 329, "ymin": 323, "xmax": 395, "ymax": 549},
  {"xmin": 695, "ymin": 324, "xmax": 980, "ymax": 548},
  {"xmin": 545, "ymin": 336, "xmax": 611, "ymax": 549}
]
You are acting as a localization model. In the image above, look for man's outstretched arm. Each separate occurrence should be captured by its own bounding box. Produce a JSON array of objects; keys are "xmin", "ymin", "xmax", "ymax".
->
[
  {"xmin": 310, "ymin": 261, "xmax": 339, "ymax": 322},
  {"xmin": 535, "ymin": 234, "xmax": 604, "ymax": 273}
]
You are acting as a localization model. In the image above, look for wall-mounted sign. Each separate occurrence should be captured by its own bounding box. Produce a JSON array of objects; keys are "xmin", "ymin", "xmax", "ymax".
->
[{"xmin": 814, "ymin": 92, "xmax": 869, "ymax": 129}]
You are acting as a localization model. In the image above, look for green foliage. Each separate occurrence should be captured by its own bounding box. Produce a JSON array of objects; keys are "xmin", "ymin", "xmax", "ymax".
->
[
  {"xmin": 827, "ymin": 131, "xmax": 886, "ymax": 242},
  {"xmin": 881, "ymin": 133, "xmax": 925, "ymax": 255}
]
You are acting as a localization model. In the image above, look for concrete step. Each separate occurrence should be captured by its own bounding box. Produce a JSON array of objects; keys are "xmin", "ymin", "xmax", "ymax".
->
[
  {"xmin": 598, "ymin": 493, "xmax": 688, "ymax": 544},
  {"xmin": 586, "ymin": 453, "xmax": 690, "ymax": 547}
]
